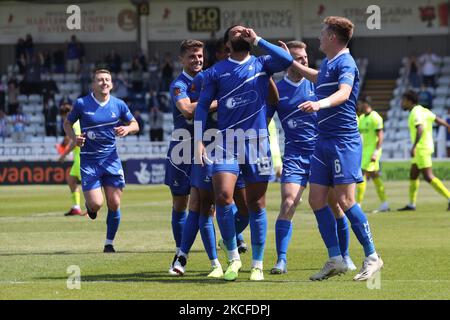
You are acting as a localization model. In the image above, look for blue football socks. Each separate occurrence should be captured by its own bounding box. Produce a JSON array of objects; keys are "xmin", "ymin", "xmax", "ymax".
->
[
  {"xmin": 180, "ymin": 210, "xmax": 200, "ymax": 255},
  {"xmin": 199, "ymin": 214, "xmax": 217, "ymax": 260},
  {"xmin": 171, "ymin": 209, "xmax": 187, "ymax": 248},
  {"xmin": 336, "ymin": 216, "xmax": 350, "ymax": 257},
  {"xmin": 106, "ymin": 208, "xmax": 121, "ymax": 242},
  {"xmin": 345, "ymin": 204, "xmax": 376, "ymax": 257},
  {"xmin": 314, "ymin": 206, "xmax": 341, "ymax": 258},
  {"xmin": 249, "ymin": 208, "xmax": 267, "ymax": 262},
  {"xmin": 275, "ymin": 219, "xmax": 293, "ymax": 263}
]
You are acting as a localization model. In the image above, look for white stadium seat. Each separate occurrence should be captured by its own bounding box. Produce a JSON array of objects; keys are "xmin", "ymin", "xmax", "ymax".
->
[{"xmin": 435, "ymin": 86, "xmax": 448, "ymax": 97}]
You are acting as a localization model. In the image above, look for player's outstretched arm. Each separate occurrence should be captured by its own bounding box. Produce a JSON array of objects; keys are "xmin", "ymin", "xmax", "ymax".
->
[
  {"xmin": 299, "ymin": 83, "xmax": 352, "ymax": 113},
  {"xmin": 435, "ymin": 116, "xmax": 450, "ymax": 132},
  {"xmin": 279, "ymin": 40, "xmax": 318, "ymax": 83}
]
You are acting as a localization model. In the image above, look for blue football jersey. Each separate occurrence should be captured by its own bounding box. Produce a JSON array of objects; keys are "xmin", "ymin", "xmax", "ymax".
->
[
  {"xmin": 269, "ymin": 76, "xmax": 318, "ymax": 155},
  {"xmin": 201, "ymin": 55, "xmax": 289, "ymax": 140},
  {"xmin": 67, "ymin": 93, "xmax": 134, "ymax": 160},
  {"xmin": 169, "ymin": 71, "xmax": 199, "ymax": 138},
  {"xmin": 191, "ymin": 70, "xmax": 218, "ymax": 132},
  {"xmin": 315, "ymin": 49, "xmax": 360, "ymax": 138}
]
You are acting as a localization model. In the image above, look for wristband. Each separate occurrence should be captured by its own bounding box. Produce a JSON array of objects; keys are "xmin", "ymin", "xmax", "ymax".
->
[
  {"xmin": 318, "ymin": 98, "xmax": 332, "ymax": 109},
  {"xmin": 253, "ymin": 36, "xmax": 262, "ymax": 46}
]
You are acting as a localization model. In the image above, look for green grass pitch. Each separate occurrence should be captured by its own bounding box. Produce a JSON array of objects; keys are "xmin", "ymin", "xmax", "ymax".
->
[{"xmin": 1, "ymin": 181, "xmax": 449, "ymax": 300}]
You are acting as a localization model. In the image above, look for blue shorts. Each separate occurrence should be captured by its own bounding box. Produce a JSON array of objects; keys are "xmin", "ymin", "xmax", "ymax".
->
[
  {"xmin": 235, "ymin": 173, "xmax": 246, "ymax": 190},
  {"xmin": 80, "ymin": 153, "xmax": 125, "ymax": 192},
  {"xmin": 191, "ymin": 163, "xmax": 212, "ymax": 190},
  {"xmin": 212, "ymin": 137, "xmax": 273, "ymax": 184},
  {"xmin": 309, "ymin": 136, "xmax": 363, "ymax": 187},
  {"xmin": 281, "ymin": 154, "xmax": 312, "ymax": 186},
  {"xmin": 164, "ymin": 140, "xmax": 193, "ymax": 196}
]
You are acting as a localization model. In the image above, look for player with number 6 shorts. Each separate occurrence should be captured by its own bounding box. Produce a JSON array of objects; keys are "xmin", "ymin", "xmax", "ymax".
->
[{"xmin": 284, "ymin": 16, "xmax": 383, "ymax": 281}]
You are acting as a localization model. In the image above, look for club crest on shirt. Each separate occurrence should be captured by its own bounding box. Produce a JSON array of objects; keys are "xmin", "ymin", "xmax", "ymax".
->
[
  {"xmin": 87, "ymin": 131, "xmax": 96, "ymax": 140},
  {"xmin": 111, "ymin": 112, "xmax": 117, "ymax": 118}
]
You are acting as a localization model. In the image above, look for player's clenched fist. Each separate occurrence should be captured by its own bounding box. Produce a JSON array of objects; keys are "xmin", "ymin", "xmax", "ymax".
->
[
  {"xmin": 76, "ymin": 133, "xmax": 86, "ymax": 147},
  {"xmin": 241, "ymin": 28, "xmax": 258, "ymax": 44},
  {"xmin": 114, "ymin": 126, "xmax": 130, "ymax": 137},
  {"xmin": 299, "ymin": 100, "xmax": 320, "ymax": 113}
]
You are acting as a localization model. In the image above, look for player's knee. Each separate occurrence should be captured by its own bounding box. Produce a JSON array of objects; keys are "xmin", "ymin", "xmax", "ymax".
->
[
  {"xmin": 424, "ymin": 174, "xmax": 434, "ymax": 183},
  {"xmin": 328, "ymin": 201, "xmax": 341, "ymax": 216},
  {"xmin": 88, "ymin": 200, "xmax": 103, "ymax": 212},
  {"xmin": 308, "ymin": 193, "xmax": 326, "ymax": 211},
  {"xmin": 106, "ymin": 200, "xmax": 120, "ymax": 212},
  {"xmin": 247, "ymin": 198, "xmax": 265, "ymax": 212},
  {"xmin": 337, "ymin": 195, "xmax": 354, "ymax": 212},
  {"xmin": 283, "ymin": 196, "xmax": 300, "ymax": 211},
  {"xmin": 215, "ymin": 191, "xmax": 234, "ymax": 207}
]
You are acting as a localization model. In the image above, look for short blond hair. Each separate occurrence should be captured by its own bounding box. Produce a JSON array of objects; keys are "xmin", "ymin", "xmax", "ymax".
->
[{"xmin": 286, "ymin": 41, "xmax": 307, "ymax": 50}]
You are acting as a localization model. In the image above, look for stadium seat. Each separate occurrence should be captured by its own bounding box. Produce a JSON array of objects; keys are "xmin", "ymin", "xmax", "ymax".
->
[
  {"xmin": 437, "ymin": 76, "xmax": 450, "ymax": 86},
  {"xmin": 65, "ymin": 73, "xmax": 79, "ymax": 82},
  {"xmin": 433, "ymin": 97, "xmax": 446, "ymax": 109},
  {"xmin": 30, "ymin": 136, "xmax": 44, "ymax": 143},
  {"xmin": 43, "ymin": 136, "xmax": 57, "ymax": 143},
  {"xmin": 17, "ymin": 94, "xmax": 28, "ymax": 104},
  {"xmin": 28, "ymin": 94, "xmax": 41, "ymax": 104},
  {"xmin": 51, "ymin": 73, "xmax": 65, "ymax": 82},
  {"xmin": 435, "ymin": 86, "xmax": 448, "ymax": 97},
  {"xmin": 440, "ymin": 65, "xmax": 450, "ymax": 75}
]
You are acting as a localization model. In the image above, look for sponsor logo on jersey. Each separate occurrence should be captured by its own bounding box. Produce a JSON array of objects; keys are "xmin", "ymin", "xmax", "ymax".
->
[{"xmin": 225, "ymin": 90, "xmax": 258, "ymax": 109}]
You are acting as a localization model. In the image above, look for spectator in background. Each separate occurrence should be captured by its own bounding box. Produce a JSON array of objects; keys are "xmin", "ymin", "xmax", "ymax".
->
[
  {"xmin": 0, "ymin": 80, "xmax": 5, "ymax": 112},
  {"xmin": 418, "ymin": 84, "xmax": 433, "ymax": 109},
  {"xmin": 40, "ymin": 50, "xmax": 52, "ymax": 75},
  {"xmin": 148, "ymin": 54, "xmax": 160, "ymax": 91},
  {"xmin": 0, "ymin": 110, "xmax": 8, "ymax": 141},
  {"xmin": 105, "ymin": 50, "xmax": 122, "ymax": 74},
  {"xmin": 204, "ymin": 31, "xmax": 217, "ymax": 68},
  {"xmin": 15, "ymin": 38, "xmax": 26, "ymax": 74},
  {"xmin": 149, "ymin": 105, "xmax": 164, "ymax": 141},
  {"xmin": 447, "ymin": 108, "xmax": 450, "ymax": 157},
  {"xmin": 24, "ymin": 34, "xmax": 34, "ymax": 62},
  {"xmin": 79, "ymin": 57, "xmax": 92, "ymax": 96},
  {"xmin": 160, "ymin": 52, "xmax": 173, "ymax": 91},
  {"xmin": 133, "ymin": 110, "xmax": 144, "ymax": 137},
  {"xmin": 406, "ymin": 54, "xmax": 421, "ymax": 88},
  {"xmin": 7, "ymin": 79, "xmax": 19, "ymax": 115},
  {"xmin": 419, "ymin": 49, "xmax": 440, "ymax": 88},
  {"xmin": 53, "ymin": 49, "xmax": 65, "ymax": 73},
  {"xmin": 114, "ymin": 72, "xmax": 130, "ymax": 102},
  {"xmin": 66, "ymin": 35, "xmax": 83, "ymax": 73},
  {"xmin": 23, "ymin": 53, "xmax": 42, "ymax": 94},
  {"xmin": 43, "ymin": 91, "xmax": 58, "ymax": 136},
  {"xmin": 10, "ymin": 106, "xmax": 28, "ymax": 142},
  {"xmin": 136, "ymin": 49, "xmax": 148, "ymax": 70},
  {"xmin": 130, "ymin": 57, "xmax": 144, "ymax": 92}
]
